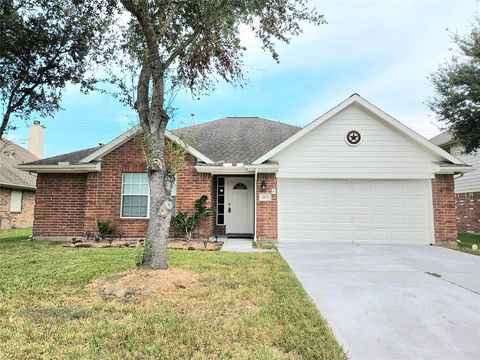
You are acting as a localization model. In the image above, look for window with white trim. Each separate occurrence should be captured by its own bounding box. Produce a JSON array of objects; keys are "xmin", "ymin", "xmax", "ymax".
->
[
  {"xmin": 121, "ymin": 173, "xmax": 149, "ymax": 218},
  {"xmin": 10, "ymin": 190, "xmax": 22, "ymax": 213}
]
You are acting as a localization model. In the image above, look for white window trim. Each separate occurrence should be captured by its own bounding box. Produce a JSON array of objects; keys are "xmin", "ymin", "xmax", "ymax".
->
[
  {"xmin": 120, "ymin": 173, "xmax": 150, "ymax": 219},
  {"xmin": 216, "ymin": 176, "xmax": 226, "ymax": 225}
]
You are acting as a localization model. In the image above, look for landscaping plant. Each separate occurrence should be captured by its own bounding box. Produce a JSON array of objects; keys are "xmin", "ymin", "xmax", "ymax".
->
[
  {"xmin": 171, "ymin": 196, "xmax": 212, "ymax": 242},
  {"xmin": 97, "ymin": 220, "xmax": 113, "ymax": 240}
]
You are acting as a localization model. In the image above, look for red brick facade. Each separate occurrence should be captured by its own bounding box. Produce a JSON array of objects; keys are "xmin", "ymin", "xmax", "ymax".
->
[
  {"xmin": 256, "ymin": 173, "xmax": 277, "ymax": 241},
  {"xmin": 455, "ymin": 192, "xmax": 480, "ymax": 234},
  {"xmin": 33, "ymin": 139, "xmax": 213, "ymax": 240},
  {"xmin": 34, "ymin": 173, "xmax": 87, "ymax": 238},
  {"xmin": 432, "ymin": 174, "xmax": 458, "ymax": 243}
]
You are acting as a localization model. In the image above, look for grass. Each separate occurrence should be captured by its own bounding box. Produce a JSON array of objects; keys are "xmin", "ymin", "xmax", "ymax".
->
[
  {"xmin": 456, "ymin": 233, "xmax": 480, "ymax": 256},
  {"xmin": 0, "ymin": 229, "xmax": 346, "ymax": 360}
]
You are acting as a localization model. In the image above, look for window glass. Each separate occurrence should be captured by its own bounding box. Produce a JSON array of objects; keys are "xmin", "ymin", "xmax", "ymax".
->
[{"xmin": 121, "ymin": 173, "xmax": 149, "ymax": 217}]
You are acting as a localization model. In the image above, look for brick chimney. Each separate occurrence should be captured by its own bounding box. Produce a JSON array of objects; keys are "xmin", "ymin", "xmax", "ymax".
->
[{"xmin": 28, "ymin": 120, "xmax": 45, "ymax": 159}]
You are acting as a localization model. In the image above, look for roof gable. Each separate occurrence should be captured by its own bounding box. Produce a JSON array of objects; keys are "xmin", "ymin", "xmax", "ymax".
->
[
  {"xmin": 79, "ymin": 126, "xmax": 214, "ymax": 164},
  {"xmin": 252, "ymin": 94, "xmax": 464, "ymax": 166}
]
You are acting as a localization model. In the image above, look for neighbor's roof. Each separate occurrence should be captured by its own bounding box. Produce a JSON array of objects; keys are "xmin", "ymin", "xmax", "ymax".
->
[
  {"xmin": 0, "ymin": 139, "xmax": 38, "ymax": 189},
  {"xmin": 173, "ymin": 117, "xmax": 301, "ymax": 164},
  {"xmin": 430, "ymin": 131, "xmax": 456, "ymax": 147},
  {"xmin": 24, "ymin": 146, "xmax": 100, "ymax": 166}
]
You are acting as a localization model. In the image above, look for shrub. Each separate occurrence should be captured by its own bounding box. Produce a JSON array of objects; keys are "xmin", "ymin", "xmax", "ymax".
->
[
  {"xmin": 97, "ymin": 220, "xmax": 113, "ymax": 240},
  {"xmin": 171, "ymin": 195, "xmax": 212, "ymax": 241}
]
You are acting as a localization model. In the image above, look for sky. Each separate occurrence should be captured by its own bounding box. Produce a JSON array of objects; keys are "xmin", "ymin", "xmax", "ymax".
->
[{"xmin": 6, "ymin": 0, "xmax": 479, "ymax": 158}]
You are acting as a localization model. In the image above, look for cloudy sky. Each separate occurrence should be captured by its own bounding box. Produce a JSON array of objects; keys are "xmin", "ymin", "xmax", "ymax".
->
[{"xmin": 7, "ymin": 0, "xmax": 479, "ymax": 158}]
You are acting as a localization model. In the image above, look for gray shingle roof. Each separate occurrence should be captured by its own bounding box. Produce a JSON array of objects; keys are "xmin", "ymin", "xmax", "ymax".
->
[
  {"xmin": 21, "ymin": 117, "xmax": 301, "ymax": 167},
  {"xmin": 430, "ymin": 131, "xmax": 455, "ymax": 147},
  {"xmin": 0, "ymin": 139, "xmax": 38, "ymax": 189},
  {"xmin": 173, "ymin": 117, "xmax": 301, "ymax": 164},
  {"xmin": 24, "ymin": 146, "xmax": 100, "ymax": 166}
]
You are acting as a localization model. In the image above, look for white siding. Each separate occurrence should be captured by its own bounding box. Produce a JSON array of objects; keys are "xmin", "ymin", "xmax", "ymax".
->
[
  {"xmin": 272, "ymin": 104, "xmax": 442, "ymax": 179},
  {"xmin": 450, "ymin": 144, "xmax": 480, "ymax": 193}
]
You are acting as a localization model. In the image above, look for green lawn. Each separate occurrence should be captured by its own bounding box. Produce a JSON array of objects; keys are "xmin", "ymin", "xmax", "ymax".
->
[
  {"xmin": 0, "ymin": 229, "xmax": 346, "ymax": 360},
  {"xmin": 456, "ymin": 232, "xmax": 480, "ymax": 256}
]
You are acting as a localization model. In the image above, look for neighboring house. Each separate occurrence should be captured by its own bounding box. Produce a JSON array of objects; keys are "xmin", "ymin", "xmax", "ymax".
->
[
  {"xmin": 18, "ymin": 94, "xmax": 471, "ymax": 244},
  {"xmin": 430, "ymin": 131, "xmax": 479, "ymax": 234},
  {"xmin": 0, "ymin": 121, "xmax": 44, "ymax": 230}
]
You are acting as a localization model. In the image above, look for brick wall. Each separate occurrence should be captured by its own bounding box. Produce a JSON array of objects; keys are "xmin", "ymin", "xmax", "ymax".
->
[
  {"xmin": 0, "ymin": 187, "xmax": 35, "ymax": 230},
  {"xmin": 33, "ymin": 138, "xmax": 214, "ymax": 240},
  {"xmin": 33, "ymin": 173, "xmax": 87, "ymax": 238},
  {"xmin": 455, "ymin": 192, "xmax": 480, "ymax": 234},
  {"xmin": 83, "ymin": 138, "xmax": 148, "ymax": 238},
  {"xmin": 256, "ymin": 173, "xmax": 277, "ymax": 241},
  {"xmin": 172, "ymin": 154, "xmax": 213, "ymax": 239},
  {"xmin": 432, "ymin": 174, "xmax": 457, "ymax": 243}
]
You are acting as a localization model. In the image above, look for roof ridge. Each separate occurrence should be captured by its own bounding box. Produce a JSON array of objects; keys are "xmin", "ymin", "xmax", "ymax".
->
[{"xmin": 172, "ymin": 116, "xmax": 301, "ymax": 132}]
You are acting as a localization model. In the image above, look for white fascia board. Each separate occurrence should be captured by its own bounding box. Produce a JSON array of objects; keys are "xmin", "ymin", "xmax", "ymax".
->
[
  {"xmin": 432, "ymin": 163, "xmax": 473, "ymax": 175},
  {"xmin": 195, "ymin": 166, "xmax": 254, "ymax": 175},
  {"xmin": 80, "ymin": 126, "xmax": 140, "ymax": 163},
  {"xmin": 252, "ymin": 94, "xmax": 465, "ymax": 166},
  {"xmin": 16, "ymin": 162, "xmax": 101, "ymax": 173},
  {"xmin": 79, "ymin": 126, "xmax": 214, "ymax": 164},
  {"xmin": 0, "ymin": 182, "xmax": 36, "ymax": 191},
  {"xmin": 195, "ymin": 163, "xmax": 279, "ymax": 175}
]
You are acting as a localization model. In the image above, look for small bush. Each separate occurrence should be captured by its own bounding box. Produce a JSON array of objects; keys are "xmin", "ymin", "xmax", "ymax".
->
[{"xmin": 97, "ymin": 220, "xmax": 113, "ymax": 239}]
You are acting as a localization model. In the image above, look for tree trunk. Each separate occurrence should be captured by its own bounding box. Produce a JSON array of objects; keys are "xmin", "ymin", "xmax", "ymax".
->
[
  {"xmin": 140, "ymin": 70, "xmax": 173, "ymax": 270},
  {"xmin": 143, "ymin": 165, "xmax": 173, "ymax": 269}
]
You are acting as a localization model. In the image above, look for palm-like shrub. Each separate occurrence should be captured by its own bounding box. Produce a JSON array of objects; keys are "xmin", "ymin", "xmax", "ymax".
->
[{"xmin": 171, "ymin": 196, "xmax": 212, "ymax": 241}]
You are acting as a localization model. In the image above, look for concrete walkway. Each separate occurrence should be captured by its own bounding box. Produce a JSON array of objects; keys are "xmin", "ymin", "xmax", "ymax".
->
[
  {"xmin": 279, "ymin": 243, "xmax": 480, "ymax": 360},
  {"xmin": 220, "ymin": 238, "xmax": 274, "ymax": 253}
]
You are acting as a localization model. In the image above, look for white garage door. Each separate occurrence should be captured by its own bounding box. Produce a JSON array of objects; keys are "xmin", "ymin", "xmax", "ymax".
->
[{"xmin": 278, "ymin": 179, "xmax": 433, "ymax": 244}]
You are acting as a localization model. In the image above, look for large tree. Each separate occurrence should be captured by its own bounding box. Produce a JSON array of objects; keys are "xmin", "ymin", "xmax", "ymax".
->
[
  {"xmin": 429, "ymin": 18, "xmax": 480, "ymax": 153},
  {"xmin": 115, "ymin": 0, "xmax": 324, "ymax": 269},
  {"xmin": 0, "ymin": 0, "xmax": 113, "ymax": 138}
]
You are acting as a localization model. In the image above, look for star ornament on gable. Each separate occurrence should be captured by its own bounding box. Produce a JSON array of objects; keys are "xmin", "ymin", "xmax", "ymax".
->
[{"xmin": 346, "ymin": 130, "xmax": 361, "ymax": 146}]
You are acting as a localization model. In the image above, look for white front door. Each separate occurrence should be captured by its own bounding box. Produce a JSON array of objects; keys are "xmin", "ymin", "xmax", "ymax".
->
[{"xmin": 225, "ymin": 177, "xmax": 254, "ymax": 234}]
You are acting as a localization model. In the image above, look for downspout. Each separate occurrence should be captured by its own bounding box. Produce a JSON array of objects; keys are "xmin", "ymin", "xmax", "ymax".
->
[{"xmin": 254, "ymin": 168, "xmax": 257, "ymax": 242}]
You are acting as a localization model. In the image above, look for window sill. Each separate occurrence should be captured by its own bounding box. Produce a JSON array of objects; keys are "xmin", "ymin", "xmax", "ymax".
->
[{"xmin": 120, "ymin": 217, "xmax": 150, "ymax": 220}]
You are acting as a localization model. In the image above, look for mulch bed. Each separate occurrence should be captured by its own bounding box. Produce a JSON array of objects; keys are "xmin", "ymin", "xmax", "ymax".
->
[
  {"xmin": 168, "ymin": 240, "xmax": 223, "ymax": 251},
  {"xmin": 63, "ymin": 240, "xmax": 224, "ymax": 251}
]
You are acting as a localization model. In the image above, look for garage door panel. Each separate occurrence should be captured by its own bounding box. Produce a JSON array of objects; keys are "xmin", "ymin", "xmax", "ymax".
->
[{"xmin": 278, "ymin": 179, "xmax": 432, "ymax": 244}]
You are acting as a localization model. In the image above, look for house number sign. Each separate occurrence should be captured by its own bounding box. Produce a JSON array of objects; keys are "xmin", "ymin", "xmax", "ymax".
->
[{"xmin": 259, "ymin": 192, "xmax": 272, "ymax": 202}]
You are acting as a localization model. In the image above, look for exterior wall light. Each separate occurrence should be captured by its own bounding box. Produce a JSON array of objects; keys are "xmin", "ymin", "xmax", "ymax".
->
[{"xmin": 261, "ymin": 180, "xmax": 267, "ymax": 191}]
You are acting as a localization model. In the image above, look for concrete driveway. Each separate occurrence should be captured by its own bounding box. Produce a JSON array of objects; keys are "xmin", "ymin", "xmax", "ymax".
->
[{"xmin": 278, "ymin": 243, "xmax": 480, "ymax": 360}]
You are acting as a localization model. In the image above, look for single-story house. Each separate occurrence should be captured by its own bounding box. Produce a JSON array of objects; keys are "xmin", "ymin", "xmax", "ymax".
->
[
  {"xmin": 18, "ymin": 94, "xmax": 471, "ymax": 244},
  {"xmin": 0, "ymin": 121, "xmax": 44, "ymax": 230},
  {"xmin": 430, "ymin": 131, "xmax": 479, "ymax": 234}
]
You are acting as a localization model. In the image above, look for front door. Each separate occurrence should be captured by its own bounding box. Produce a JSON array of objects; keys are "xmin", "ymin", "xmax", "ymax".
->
[{"xmin": 225, "ymin": 177, "xmax": 254, "ymax": 234}]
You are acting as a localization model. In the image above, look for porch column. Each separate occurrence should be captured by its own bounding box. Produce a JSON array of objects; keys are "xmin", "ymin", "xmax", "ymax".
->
[
  {"xmin": 256, "ymin": 173, "xmax": 278, "ymax": 241},
  {"xmin": 432, "ymin": 174, "xmax": 457, "ymax": 244}
]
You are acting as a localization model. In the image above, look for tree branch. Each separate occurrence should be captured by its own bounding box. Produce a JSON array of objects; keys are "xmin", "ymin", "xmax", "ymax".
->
[{"xmin": 163, "ymin": 0, "xmax": 229, "ymax": 68}]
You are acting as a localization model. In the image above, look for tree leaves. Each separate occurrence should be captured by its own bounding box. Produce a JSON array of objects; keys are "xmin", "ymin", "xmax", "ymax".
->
[
  {"xmin": 429, "ymin": 18, "xmax": 480, "ymax": 153},
  {"xmin": 0, "ymin": 0, "xmax": 115, "ymax": 137}
]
